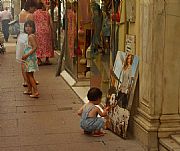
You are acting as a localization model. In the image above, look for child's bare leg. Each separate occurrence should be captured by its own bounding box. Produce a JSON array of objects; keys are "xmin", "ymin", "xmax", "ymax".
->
[
  {"xmin": 23, "ymin": 72, "xmax": 32, "ymax": 94},
  {"xmin": 28, "ymin": 72, "xmax": 39, "ymax": 96},
  {"xmin": 21, "ymin": 64, "xmax": 27, "ymax": 85}
]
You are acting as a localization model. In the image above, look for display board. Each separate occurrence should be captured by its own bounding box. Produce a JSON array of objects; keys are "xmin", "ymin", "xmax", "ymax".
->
[{"xmin": 106, "ymin": 51, "xmax": 139, "ymax": 138}]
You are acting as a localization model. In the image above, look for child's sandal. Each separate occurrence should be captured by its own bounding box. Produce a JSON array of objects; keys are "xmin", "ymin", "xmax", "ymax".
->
[
  {"xmin": 91, "ymin": 131, "xmax": 105, "ymax": 137},
  {"xmin": 30, "ymin": 93, "xmax": 40, "ymax": 98},
  {"xmin": 23, "ymin": 91, "xmax": 32, "ymax": 95},
  {"xmin": 22, "ymin": 83, "xmax": 28, "ymax": 87}
]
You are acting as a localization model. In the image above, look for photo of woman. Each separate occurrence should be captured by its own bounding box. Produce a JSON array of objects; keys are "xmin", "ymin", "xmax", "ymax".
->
[{"xmin": 117, "ymin": 53, "xmax": 133, "ymax": 108}]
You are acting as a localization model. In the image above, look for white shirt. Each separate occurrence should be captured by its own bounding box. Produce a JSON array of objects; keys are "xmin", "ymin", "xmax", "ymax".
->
[{"xmin": 0, "ymin": 10, "xmax": 12, "ymax": 20}]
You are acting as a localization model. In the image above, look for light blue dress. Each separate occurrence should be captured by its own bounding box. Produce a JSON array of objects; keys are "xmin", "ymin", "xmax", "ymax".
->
[
  {"xmin": 24, "ymin": 45, "xmax": 39, "ymax": 72},
  {"xmin": 80, "ymin": 103, "xmax": 104, "ymax": 132}
]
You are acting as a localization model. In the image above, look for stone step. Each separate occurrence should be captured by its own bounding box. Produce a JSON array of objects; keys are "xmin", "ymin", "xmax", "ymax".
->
[
  {"xmin": 171, "ymin": 135, "xmax": 180, "ymax": 145},
  {"xmin": 159, "ymin": 138, "xmax": 180, "ymax": 151}
]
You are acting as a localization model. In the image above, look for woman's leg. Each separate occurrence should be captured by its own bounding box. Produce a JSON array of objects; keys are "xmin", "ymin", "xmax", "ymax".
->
[
  {"xmin": 37, "ymin": 58, "xmax": 42, "ymax": 65},
  {"xmin": 45, "ymin": 57, "xmax": 51, "ymax": 65}
]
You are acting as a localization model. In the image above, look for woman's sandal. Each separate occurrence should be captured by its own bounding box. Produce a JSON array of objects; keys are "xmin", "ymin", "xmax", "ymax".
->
[{"xmin": 23, "ymin": 91, "xmax": 32, "ymax": 95}]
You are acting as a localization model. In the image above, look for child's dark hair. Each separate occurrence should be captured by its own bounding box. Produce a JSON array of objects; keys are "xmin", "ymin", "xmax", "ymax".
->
[
  {"xmin": 24, "ymin": 20, "xmax": 36, "ymax": 34},
  {"xmin": 87, "ymin": 87, "xmax": 102, "ymax": 101}
]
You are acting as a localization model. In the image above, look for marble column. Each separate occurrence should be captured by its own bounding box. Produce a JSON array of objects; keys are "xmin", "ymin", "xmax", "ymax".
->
[{"xmin": 133, "ymin": 0, "xmax": 180, "ymax": 150}]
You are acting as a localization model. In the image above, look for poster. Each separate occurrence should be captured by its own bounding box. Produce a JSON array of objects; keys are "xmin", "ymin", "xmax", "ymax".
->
[{"xmin": 106, "ymin": 51, "xmax": 139, "ymax": 138}]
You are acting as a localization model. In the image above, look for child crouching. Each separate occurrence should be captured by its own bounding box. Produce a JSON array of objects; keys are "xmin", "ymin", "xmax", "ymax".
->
[{"xmin": 78, "ymin": 87, "xmax": 109, "ymax": 137}]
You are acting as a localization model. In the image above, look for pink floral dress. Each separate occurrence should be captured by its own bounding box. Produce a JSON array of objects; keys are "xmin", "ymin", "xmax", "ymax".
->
[{"xmin": 33, "ymin": 9, "xmax": 54, "ymax": 59}]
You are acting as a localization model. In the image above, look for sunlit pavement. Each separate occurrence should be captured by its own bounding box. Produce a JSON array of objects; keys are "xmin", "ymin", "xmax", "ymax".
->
[{"xmin": 0, "ymin": 37, "xmax": 144, "ymax": 151}]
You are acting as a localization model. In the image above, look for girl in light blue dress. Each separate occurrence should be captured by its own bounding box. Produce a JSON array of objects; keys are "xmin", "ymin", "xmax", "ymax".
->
[{"xmin": 22, "ymin": 20, "xmax": 39, "ymax": 98}]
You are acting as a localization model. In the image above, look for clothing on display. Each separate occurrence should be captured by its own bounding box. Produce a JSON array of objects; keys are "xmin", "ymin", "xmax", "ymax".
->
[
  {"xmin": 67, "ymin": 9, "xmax": 77, "ymax": 58},
  {"xmin": 113, "ymin": 0, "xmax": 120, "ymax": 13},
  {"xmin": 91, "ymin": 2, "xmax": 103, "ymax": 54}
]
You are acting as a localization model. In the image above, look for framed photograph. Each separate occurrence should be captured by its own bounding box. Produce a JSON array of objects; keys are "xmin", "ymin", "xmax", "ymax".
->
[{"xmin": 106, "ymin": 51, "xmax": 139, "ymax": 138}]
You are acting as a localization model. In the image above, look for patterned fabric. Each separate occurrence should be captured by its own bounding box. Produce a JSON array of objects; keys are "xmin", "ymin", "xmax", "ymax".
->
[
  {"xmin": 33, "ymin": 9, "xmax": 54, "ymax": 59},
  {"xmin": 80, "ymin": 103, "xmax": 104, "ymax": 132},
  {"xmin": 67, "ymin": 9, "xmax": 76, "ymax": 58},
  {"xmin": 24, "ymin": 46, "xmax": 39, "ymax": 72}
]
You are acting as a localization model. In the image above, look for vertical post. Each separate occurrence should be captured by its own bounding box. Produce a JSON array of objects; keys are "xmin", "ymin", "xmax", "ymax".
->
[
  {"xmin": 58, "ymin": 0, "xmax": 61, "ymax": 51},
  {"xmin": 76, "ymin": 0, "xmax": 78, "ymax": 77},
  {"xmin": 56, "ymin": 0, "xmax": 67, "ymax": 76},
  {"xmin": 50, "ymin": 0, "xmax": 54, "ymax": 22}
]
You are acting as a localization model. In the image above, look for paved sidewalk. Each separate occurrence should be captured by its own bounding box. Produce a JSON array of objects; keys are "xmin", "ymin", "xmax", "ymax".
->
[{"xmin": 0, "ymin": 38, "xmax": 144, "ymax": 151}]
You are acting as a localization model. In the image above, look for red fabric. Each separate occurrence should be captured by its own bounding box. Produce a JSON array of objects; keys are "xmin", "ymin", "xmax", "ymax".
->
[
  {"xmin": 111, "ymin": 11, "xmax": 120, "ymax": 22},
  {"xmin": 33, "ymin": 10, "xmax": 54, "ymax": 58}
]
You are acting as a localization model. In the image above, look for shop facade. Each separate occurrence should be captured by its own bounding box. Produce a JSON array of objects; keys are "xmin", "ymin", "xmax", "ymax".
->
[
  {"xmin": 61, "ymin": 0, "xmax": 139, "ymax": 99},
  {"xmin": 18, "ymin": 0, "xmax": 180, "ymax": 150},
  {"xmin": 61, "ymin": 0, "xmax": 180, "ymax": 150},
  {"xmin": 61, "ymin": 0, "xmax": 140, "ymax": 140}
]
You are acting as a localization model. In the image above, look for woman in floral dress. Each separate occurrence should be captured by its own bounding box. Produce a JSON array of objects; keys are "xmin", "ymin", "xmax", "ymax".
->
[{"xmin": 33, "ymin": 2, "xmax": 54, "ymax": 65}]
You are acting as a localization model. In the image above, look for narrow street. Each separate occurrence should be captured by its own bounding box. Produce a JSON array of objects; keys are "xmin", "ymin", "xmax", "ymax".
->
[{"xmin": 0, "ymin": 37, "xmax": 144, "ymax": 151}]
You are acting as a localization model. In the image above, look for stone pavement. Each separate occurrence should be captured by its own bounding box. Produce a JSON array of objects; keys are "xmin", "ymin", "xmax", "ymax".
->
[{"xmin": 0, "ymin": 37, "xmax": 144, "ymax": 151}]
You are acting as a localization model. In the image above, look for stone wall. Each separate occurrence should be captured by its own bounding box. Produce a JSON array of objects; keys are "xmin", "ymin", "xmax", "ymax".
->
[{"xmin": 133, "ymin": 0, "xmax": 180, "ymax": 150}]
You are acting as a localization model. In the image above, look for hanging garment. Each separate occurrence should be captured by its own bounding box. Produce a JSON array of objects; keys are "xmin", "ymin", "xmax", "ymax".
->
[
  {"xmin": 67, "ymin": 9, "xmax": 77, "ymax": 58},
  {"xmin": 113, "ymin": 0, "xmax": 120, "ymax": 13},
  {"xmin": 91, "ymin": 2, "xmax": 103, "ymax": 54}
]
